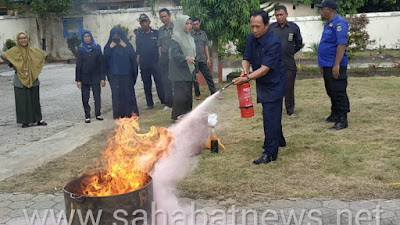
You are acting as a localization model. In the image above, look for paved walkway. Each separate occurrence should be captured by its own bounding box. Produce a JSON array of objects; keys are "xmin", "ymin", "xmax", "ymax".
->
[
  {"xmin": 0, "ymin": 64, "xmax": 399, "ymax": 225},
  {"xmin": 0, "ymin": 63, "xmax": 150, "ymax": 181},
  {"xmin": 0, "ymin": 192, "xmax": 399, "ymax": 224}
]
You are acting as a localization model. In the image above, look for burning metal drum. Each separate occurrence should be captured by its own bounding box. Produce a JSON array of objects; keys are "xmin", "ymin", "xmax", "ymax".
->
[{"xmin": 63, "ymin": 172, "xmax": 153, "ymax": 225}]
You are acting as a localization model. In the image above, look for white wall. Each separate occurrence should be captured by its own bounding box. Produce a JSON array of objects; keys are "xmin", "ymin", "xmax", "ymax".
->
[
  {"xmin": 266, "ymin": 1, "xmax": 319, "ymax": 17},
  {"xmin": 270, "ymin": 11, "xmax": 400, "ymax": 52},
  {"xmin": 0, "ymin": 6, "xmax": 182, "ymax": 59},
  {"xmin": 1, "ymin": 9, "xmax": 399, "ymax": 59},
  {"xmin": 0, "ymin": 16, "xmax": 40, "ymax": 51},
  {"xmin": 365, "ymin": 12, "xmax": 400, "ymax": 49}
]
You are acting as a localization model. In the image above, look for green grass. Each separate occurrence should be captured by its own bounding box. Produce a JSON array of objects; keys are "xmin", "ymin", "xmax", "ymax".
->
[
  {"xmin": 351, "ymin": 49, "xmax": 400, "ymax": 58},
  {"xmin": 1, "ymin": 76, "xmax": 399, "ymax": 204},
  {"xmin": 295, "ymin": 49, "xmax": 400, "ymax": 60}
]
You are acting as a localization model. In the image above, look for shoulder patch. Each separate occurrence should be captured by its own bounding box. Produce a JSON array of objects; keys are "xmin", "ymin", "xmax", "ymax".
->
[{"xmin": 337, "ymin": 25, "xmax": 342, "ymax": 32}]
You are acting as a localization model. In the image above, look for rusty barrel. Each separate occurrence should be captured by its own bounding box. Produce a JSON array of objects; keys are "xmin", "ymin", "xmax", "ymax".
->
[{"xmin": 63, "ymin": 173, "xmax": 153, "ymax": 225}]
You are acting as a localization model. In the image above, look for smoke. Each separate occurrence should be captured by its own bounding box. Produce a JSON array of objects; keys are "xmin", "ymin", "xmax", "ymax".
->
[{"xmin": 152, "ymin": 92, "xmax": 220, "ymax": 221}]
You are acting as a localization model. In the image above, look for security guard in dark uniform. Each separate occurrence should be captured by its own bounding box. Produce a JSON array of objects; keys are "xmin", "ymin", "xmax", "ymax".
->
[
  {"xmin": 317, "ymin": 0, "xmax": 350, "ymax": 130},
  {"xmin": 136, "ymin": 13, "xmax": 165, "ymax": 110},
  {"xmin": 233, "ymin": 10, "xmax": 286, "ymax": 165},
  {"xmin": 270, "ymin": 5, "xmax": 303, "ymax": 116}
]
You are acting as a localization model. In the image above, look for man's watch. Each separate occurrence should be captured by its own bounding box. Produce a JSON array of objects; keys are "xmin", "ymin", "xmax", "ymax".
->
[{"xmin": 245, "ymin": 75, "xmax": 251, "ymax": 82}]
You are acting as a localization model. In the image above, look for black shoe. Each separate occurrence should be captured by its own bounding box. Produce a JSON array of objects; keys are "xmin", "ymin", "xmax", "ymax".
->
[
  {"xmin": 96, "ymin": 115, "xmax": 104, "ymax": 120},
  {"xmin": 330, "ymin": 121, "xmax": 348, "ymax": 130},
  {"xmin": 325, "ymin": 115, "xmax": 338, "ymax": 123},
  {"xmin": 37, "ymin": 120, "xmax": 47, "ymax": 126},
  {"xmin": 22, "ymin": 124, "xmax": 29, "ymax": 128},
  {"xmin": 85, "ymin": 118, "xmax": 91, "ymax": 123},
  {"xmin": 272, "ymin": 152, "xmax": 278, "ymax": 161},
  {"xmin": 145, "ymin": 105, "xmax": 154, "ymax": 110},
  {"xmin": 330, "ymin": 115, "xmax": 348, "ymax": 130},
  {"xmin": 253, "ymin": 153, "xmax": 273, "ymax": 165}
]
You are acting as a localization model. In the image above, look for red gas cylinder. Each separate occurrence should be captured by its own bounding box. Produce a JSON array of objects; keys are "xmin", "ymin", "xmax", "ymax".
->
[{"xmin": 236, "ymin": 74, "xmax": 254, "ymax": 118}]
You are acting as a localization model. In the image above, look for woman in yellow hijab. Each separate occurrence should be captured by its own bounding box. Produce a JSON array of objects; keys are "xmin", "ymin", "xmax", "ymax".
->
[{"xmin": 1, "ymin": 32, "xmax": 47, "ymax": 128}]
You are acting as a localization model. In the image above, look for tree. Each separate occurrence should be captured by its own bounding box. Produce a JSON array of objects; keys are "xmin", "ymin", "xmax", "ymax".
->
[
  {"xmin": 30, "ymin": 0, "xmax": 73, "ymax": 50},
  {"xmin": 300, "ymin": 0, "xmax": 364, "ymax": 14},
  {"xmin": 145, "ymin": 0, "xmax": 278, "ymax": 77},
  {"xmin": 181, "ymin": 0, "xmax": 266, "ymax": 76},
  {"xmin": 357, "ymin": 0, "xmax": 399, "ymax": 12},
  {"xmin": 301, "ymin": 0, "xmax": 399, "ymax": 14},
  {"xmin": 0, "ymin": 0, "xmax": 87, "ymax": 50}
]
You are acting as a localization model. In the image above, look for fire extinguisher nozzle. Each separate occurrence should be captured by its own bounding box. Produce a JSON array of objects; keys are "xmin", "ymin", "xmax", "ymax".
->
[{"xmin": 218, "ymin": 82, "xmax": 234, "ymax": 93}]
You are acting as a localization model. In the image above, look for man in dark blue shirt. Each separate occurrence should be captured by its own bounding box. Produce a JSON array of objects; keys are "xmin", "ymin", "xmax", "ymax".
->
[
  {"xmin": 233, "ymin": 10, "xmax": 286, "ymax": 165},
  {"xmin": 317, "ymin": 0, "xmax": 350, "ymax": 130},
  {"xmin": 136, "ymin": 13, "xmax": 165, "ymax": 110}
]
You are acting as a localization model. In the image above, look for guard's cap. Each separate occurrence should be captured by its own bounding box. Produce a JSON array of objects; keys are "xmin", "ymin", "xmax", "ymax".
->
[
  {"xmin": 139, "ymin": 14, "xmax": 150, "ymax": 22},
  {"xmin": 316, "ymin": 0, "xmax": 338, "ymax": 9}
]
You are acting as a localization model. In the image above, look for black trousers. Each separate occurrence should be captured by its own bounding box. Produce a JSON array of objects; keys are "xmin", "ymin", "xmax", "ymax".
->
[
  {"xmin": 172, "ymin": 81, "xmax": 192, "ymax": 120},
  {"xmin": 159, "ymin": 58, "xmax": 174, "ymax": 107},
  {"xmin": 81, "ymin": 84, "xmax": 101, "ymax": 119},
  {"xmin": 193, "ymin": 61, "xmax": 216, "ymax": 96},
  {"xmin": 140, "ymin": 64, "xmax": 165, "ymax": 107},
  {"xmin": 323, "ymin": 66, "xmax": 350, "ymax": 117},
  {"xmin": 284, "ymin": 70, "xmax": 296, "ymax": 115}
]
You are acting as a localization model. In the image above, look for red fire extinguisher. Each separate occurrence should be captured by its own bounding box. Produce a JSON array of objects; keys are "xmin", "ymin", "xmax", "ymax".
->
[{"xmin": 236, "ymin": 73, "xmax": 254, "ymax": 118}]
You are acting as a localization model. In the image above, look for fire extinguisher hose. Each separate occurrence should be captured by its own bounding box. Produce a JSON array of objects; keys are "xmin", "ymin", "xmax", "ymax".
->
[{"xmin": 218, "ymin": 81, "xmax": 234, "ymax": 93}]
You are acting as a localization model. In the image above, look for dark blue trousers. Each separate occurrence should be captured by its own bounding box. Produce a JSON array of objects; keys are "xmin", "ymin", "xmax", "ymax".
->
[
  {"xmin": 108, "ymin": 74, "xmax": 139, "ymax": 119},
  {"xmin": 262, "ymin": 99, "xmax": 285, "ymax": 157},
  {"xmin": 81, "ymin": 83, "xmax": 101, "ymax": 119},
  {"xmin": 140, "ymin": 64, "xmax": 165, "ymax": 107}
]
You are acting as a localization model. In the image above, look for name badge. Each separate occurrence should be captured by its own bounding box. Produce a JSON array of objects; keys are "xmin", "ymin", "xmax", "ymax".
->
[{"xmin": 288, "ymin": 33, "xmax": 293, "ymax": 42}]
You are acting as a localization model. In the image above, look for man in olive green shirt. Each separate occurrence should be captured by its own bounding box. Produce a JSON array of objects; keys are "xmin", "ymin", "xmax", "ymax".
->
[
  {"xmin": 158, "ymin": 8, "xmax": 174, "ymax": 110},
  {"xmin": 191, "ymin": 17, "xmax": 217, "ymax": 100}
]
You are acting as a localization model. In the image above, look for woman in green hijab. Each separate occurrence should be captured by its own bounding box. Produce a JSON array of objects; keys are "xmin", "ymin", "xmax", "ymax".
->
[
  {"xmin": 1, "ymin": 32, "xmax": 47, "ymax": 128},
  {"xmin": 169, "ymin": 15, "xmax": 196, "ymax": 121}
]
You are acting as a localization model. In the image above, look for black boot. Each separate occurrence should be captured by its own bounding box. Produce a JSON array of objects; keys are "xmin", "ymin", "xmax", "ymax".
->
[
  {"xmin": 330, "ymin": 116, "xmax": 348, "ymax": 130},
  {"xmin": 325, "ymin": 113, "xmax": 338, "ymax": 123}
]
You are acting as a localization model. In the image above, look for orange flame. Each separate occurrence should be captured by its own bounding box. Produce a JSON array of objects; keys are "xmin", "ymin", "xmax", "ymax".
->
[{"xmin": 79, "ymin": 115, "xmax": 175, "ymax": 196}]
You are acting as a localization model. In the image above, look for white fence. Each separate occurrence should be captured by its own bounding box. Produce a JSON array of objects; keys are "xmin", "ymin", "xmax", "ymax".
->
[
  {"xmin": 0, "ymin": 9, "xmax": 399, "ymax": 60},
  {"xmin": 277, "ymin": 11, "xmax": 400, "ymax": 52}
]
